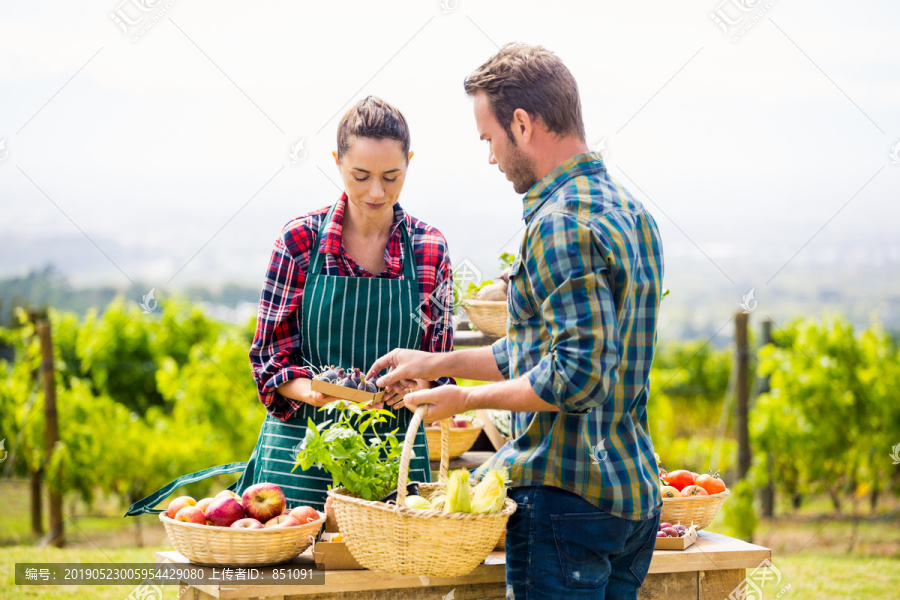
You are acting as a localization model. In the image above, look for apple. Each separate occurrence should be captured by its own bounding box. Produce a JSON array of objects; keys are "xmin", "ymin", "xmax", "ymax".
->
[
  {"xmin": 166, "ymin": 496, "xmax": 196, "ymax": 519},
  {"xmin": 242, "ymin": 483, "xmax": 286, "ymax": 523},
  {"xmin": 231, "ymin": 518, "xmax": 264, "ymax": 529},
  {"xmin": 216, "ymin": 490, "xmax": 241, "ymax": 501},
  {"xmin": 174, "ymin": 506, "xmax": 206, "ymax": 525},
  {"xmin": 264, "ymin": 514, "xmax": 300, "ymax": 528},
  {"xmin": 205, "ymin": 497, "xmax": 245, "ymax": 527},
  {"xmin": 451, "ymin": 416, "xmax": 469, "ymax": 428},
  {"xmin": 288, "ymin": 506, "xmax": 320, "ymax": 525},
  {"xmin": 196, "ymin": 497, "xmax": 215, "ymax": 514}
]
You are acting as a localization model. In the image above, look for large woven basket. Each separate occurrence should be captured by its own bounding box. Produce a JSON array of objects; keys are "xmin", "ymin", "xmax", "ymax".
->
[
  {"xmin": 660, "ymin": 490, "xmax": 730, "ymax": 530},
  {"xmin": 328, "ymin": 406, "xmax": 516, "ymax": 577},
  {"xmin": 159, "ymin": 511, "xmax": 324, "ymax": 567},
  {"xmin": 425, "ymin": 418, "xmax": 484, "ymax": 460},
  {"xmin": 463, "ymin": 300, "xmax": 507, "ymax": 337}
]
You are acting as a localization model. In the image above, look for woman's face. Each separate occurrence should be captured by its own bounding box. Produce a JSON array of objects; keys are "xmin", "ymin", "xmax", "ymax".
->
[{"xmin": 334, "ymin": 137, "xmax": 412, "ymax": 223}]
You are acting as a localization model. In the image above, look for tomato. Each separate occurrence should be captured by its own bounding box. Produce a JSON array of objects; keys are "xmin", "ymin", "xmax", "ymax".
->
[
  {"xmin": 665, "ymin": 470, "xmax": 695, "ymax": 491},
  {"xmin": 660, "ymin": 486, "xmax": 680, "ymax": 499},
  {"xmin": 695, "ymin": 472, "xmax": 727, "ymax": 495},
  {"xmin": 681, "ymin": 485, "xmax": 708, "ymax": 497}
]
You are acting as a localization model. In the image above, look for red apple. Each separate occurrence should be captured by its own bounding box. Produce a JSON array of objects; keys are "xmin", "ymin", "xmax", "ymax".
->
[
  {"xmin": 205, "ymin": 497, "xmax": 245, "ymax": 527},
  {"xmin": 231, "ymin": 518, "xmax": 264, "ymax": 529},
  {"xmin": 216, "ymin": 490, "xmax": 241, "ymax": 501},
  {"xmin": 242, "ymin": 483, "xmax": 286, "ymax": 523},
  {"xmin": 166, "ymin": 496, "xmax": 196, "ymax": 519},
  {"xmin": 196, "ymin": 497, "xmax": 215, "ymax": 514},
  {"xmin": 288, "ymin": 506, "xmax": 320, "ymax": 525},
  {"xmin": 264, "ymin": 514, "xmax": 300, "ymax": 528},
  {"xmin": 174, "ymin": 506, "xmax": 206, "ymax": 524}
]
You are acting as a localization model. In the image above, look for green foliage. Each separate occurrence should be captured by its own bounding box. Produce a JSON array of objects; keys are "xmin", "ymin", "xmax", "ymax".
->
[
  {"xmin": 751, "ymin": 315, "xmax": 900, "ymax": 506},
  {"xmin": 719, "ymin": 478, "xmax": 758, "ymax": 542},
  {"xmin": 293, "ymin": 401, "xmax": 404, "ymax": 501},
  {"xmin": 647, "ymin": 339, "xmax": 734, "ymax": 475},
  {"xmin": 0, "ymin": 295, "xmax": 263, "ymax": 513}
]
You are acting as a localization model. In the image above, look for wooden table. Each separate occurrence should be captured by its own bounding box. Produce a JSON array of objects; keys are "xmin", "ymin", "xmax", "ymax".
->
[{"xmin": 155, "ymin": 531, "xmax": 771, "ymax": 599}]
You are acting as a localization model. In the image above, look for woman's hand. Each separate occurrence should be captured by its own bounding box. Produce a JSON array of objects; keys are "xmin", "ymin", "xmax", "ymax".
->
[
  {"xmin": 276, "ymin": 378, "xmax": 340, "ymax": 408},
  {"xmin": 381, "ymin": 379, "xmax": 433, "ymax": 411}
]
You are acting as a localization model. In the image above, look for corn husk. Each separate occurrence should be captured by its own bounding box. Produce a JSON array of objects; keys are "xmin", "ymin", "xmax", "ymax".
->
[
  {"xmin": 404, "ymin": 495, "xmax": 433, "ymax": 510},
  {"xmin": 471, "ymin": 468, "xmax": 509, "ymax": 514},
  {"xmin": 445, "ymin": 469, "xmax": 471, "ymax": 513}
]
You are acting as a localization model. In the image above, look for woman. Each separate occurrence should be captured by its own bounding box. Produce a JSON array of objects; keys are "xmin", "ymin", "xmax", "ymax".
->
[{"xmin": 237, "ymin": 96, "xmax": 455, "ymax": 508}]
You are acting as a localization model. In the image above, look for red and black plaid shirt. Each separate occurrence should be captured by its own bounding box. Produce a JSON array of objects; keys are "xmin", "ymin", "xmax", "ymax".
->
[{"xmin": 249, "ymin": 194, "xmax": 454, "ymax": 420}]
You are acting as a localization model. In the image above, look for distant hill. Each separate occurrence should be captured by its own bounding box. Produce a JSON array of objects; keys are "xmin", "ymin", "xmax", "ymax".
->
[{"xmin": 0, "ymin": 266, "xmax": 260, "ymax": 326}]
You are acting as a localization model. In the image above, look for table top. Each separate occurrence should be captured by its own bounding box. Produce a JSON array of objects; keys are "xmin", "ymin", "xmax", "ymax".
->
[{"xmin": 155, "ymin": 530, "xmax": 771, "ymax": 598}]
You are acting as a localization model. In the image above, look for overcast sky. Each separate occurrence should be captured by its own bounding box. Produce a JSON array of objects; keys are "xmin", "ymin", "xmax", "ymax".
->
[{"xmin": 1, "ymin": 1, "xmax": 899, "ymax": 316}]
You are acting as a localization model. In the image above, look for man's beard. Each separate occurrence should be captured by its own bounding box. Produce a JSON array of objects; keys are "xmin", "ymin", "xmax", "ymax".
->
[{"xmin": 505, "ymin": 142, "xmax": 538, "ymax": 194}]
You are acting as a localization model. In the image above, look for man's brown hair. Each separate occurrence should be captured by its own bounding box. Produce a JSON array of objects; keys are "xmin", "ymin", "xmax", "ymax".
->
[
  {"xmin": 464, "ymin": 43, "xmax": 585, "ymax": 143},
  {"xmin": 336, "ymin": 95, "xmax": 411, "ymax": 160}
]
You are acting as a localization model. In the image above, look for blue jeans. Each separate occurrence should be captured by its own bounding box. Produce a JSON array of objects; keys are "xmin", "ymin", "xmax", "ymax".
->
[{"xmin": 505, "ymin": 486, "xmax": 659, "ymax": 600}]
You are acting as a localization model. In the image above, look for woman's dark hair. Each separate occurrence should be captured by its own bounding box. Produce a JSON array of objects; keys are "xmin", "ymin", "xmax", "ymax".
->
[{"xmin": 336, "ymin": 95, "xmax": 411, "ymax": 160}]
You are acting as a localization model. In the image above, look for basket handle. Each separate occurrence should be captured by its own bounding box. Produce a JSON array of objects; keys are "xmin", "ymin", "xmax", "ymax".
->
[{"xmin": 397, "ymin": 405, "xmax": 450, "ymax": 505}]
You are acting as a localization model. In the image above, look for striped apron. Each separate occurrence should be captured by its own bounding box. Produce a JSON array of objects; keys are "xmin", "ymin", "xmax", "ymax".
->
[{"xmin": 125, "ymin": 202, "xmax": 430, "ymax": 516}]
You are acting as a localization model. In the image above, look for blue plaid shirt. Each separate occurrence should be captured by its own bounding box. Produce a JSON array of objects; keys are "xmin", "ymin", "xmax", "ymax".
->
[{"xmin": 478, "ymin": 152, "xmax": 664, "ymax": 520}]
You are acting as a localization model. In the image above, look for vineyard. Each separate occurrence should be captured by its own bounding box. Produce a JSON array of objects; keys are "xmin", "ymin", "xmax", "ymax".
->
[{"xmin": 1, "ymin": 298, "xmax": 899, "ymax": 598}]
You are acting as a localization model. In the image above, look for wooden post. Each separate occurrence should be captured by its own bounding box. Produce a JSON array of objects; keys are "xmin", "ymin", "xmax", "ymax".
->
[
  {"xmin": 759, "ymin": 319, "xmax": 775, "ymax": 518},
  {"xmin": 735, "ymin": 313, "xmax": 751, "ymax": 481},
  {"xmin": 37, "ymin": 319, "xmax": 64, "ymax": 548},
  {"xmin": 27, "ymin": 308, "xmax": 44, "ymax": 538}
]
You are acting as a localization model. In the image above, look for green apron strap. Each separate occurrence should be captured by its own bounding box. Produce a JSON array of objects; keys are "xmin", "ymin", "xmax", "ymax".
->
[
  {"xmin": 308, "ymin": 201, "xmax": 417, "ymax": 281},
  {"xmin": 123, "ymin": 462, "xmax": 247, "ymax": 516},
  {"xmin": 307, "ymin": 203, "xmax": 336, "ymax": 276}
]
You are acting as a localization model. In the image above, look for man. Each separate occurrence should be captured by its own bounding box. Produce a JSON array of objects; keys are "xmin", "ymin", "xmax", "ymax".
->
[{"xmin": 368, "ymin": 43, "xmax": 664, "ymax": 600}]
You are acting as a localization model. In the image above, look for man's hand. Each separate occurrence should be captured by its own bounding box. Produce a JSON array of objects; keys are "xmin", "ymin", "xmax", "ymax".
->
[
  {"xmin": 276, "ymin": 378, "xmax": 339, "ymax": 408},
  {"xmin": 403, "ymin": 384, "xmax": 469, "ymax": 423},
  {"xmin": 367, "ymin": 349, "xmax": 442, "ymax": 388}
]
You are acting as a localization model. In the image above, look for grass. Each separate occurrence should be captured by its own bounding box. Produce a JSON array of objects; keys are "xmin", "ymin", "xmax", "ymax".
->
[{"xmin": 2, "ymin": 479, "xmax": 899, "ymax": 599}]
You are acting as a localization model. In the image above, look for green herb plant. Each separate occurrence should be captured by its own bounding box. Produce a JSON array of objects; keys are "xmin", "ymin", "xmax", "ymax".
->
[{"xmin": 291, "ymin": 400, "xmax": 409, "ymax": 501}]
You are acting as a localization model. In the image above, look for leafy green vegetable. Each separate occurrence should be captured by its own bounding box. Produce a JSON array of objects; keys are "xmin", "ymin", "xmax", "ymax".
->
[
  {"xmin": 291, "ymin": 400, "xmax": 410, "ymax": 501},
  {"xmin": 498, "ymin": 252, "xmax": 516, "ymax": 270}
]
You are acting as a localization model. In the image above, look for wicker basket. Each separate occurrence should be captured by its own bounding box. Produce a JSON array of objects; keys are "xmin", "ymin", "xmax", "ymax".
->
[
  {"xmin": 328, "ymin": 406, "xmax": 517, "ymax": 577},
  {"xmin": 660, "ymin": 490, "xmax": 730, "ymax": 530},
  {"xmin": 425, "ymin": 418, "xmax": 484, "ymax": 460},
  {"xmin": 463, "ymin": 300, "xmax": 508, "ymax": 337},
  {"xmin": 494, "ymin": 528, "xmax": 506, "ymax": 551},
  {"xmin": 159, "ymin": 511, "xmax": 324, "ymax": 567}
]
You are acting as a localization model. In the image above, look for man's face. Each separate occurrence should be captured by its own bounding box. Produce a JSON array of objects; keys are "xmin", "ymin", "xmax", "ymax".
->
[{"xmin": 473, "ymin": 92, "xmax": 538, "ymax": 194}]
